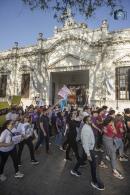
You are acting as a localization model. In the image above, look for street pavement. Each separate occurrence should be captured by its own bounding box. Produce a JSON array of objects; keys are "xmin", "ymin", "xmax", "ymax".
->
[{"xmin": 0, "ymin": 140, "xmax": 130, "ymax": 195}]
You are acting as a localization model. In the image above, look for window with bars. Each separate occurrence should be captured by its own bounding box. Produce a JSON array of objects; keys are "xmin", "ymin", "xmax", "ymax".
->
[
  {"xmin": 21, "ymin": 73, "xmax": 30, "ymax": 98},
  {"xmin": 116, "ymin": 67, "xmax": 130, "ymax": 100},
  {"xmin": 0, "ymin": 75, "xmax": 7, "ymax": 97}
]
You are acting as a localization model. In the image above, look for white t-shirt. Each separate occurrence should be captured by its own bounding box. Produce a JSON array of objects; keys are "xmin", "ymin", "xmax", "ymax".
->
[
  {"xmin": 17, "ymin": 122, "xmax": 24, "ymax": 134},
  {"xmin": 5, "ymin": 112, "xmax": 12, "ymax": 120},
  {"xmin": 82, "ymin": 111, "xmax": 89, "ymax": 117},
  {"xmin": 6, "ymin": 112, "xmax": 19, "ymax": 121},
  {"xmin": 11, "ymin": 127, "xmax": 22, "ymax": 144},
  {"xmin": 21, "ymin": 122, "xmax": 34, "ymax": 138},
  {"xmin": 0, "ymin": 129, "xmax": 15, "ymax": 152},
  {"xmin": 38, "ymin": 99, "xmax": 44, "ymax": 107}
]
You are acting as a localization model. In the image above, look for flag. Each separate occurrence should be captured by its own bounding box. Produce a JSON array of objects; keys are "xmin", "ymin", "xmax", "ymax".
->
[{"xmin": 59, "ymin": 98, "xmax": 67, "ymax": 111}]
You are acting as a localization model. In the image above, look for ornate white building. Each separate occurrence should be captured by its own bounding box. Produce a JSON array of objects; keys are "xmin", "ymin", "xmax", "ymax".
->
[{"xmin": 0, "ymin": 13, "xmax": 130, "ymax": 109}]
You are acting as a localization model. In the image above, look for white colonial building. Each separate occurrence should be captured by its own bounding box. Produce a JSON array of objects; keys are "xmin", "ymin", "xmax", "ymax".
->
[{"xmin": 0, "ymin": 12, "xmax": 130, "ymax": 110}]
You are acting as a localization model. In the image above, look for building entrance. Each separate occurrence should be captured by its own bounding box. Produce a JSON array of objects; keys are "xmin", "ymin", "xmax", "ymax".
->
[{"xmin": 50, "ymin": 70, "xmax": 89, "ymax": 105}]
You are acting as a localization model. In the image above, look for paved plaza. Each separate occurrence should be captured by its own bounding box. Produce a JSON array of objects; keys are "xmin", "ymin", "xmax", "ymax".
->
[{"xmin": 0, "ymin": 139, "xmax": 130, "ymax": 195}]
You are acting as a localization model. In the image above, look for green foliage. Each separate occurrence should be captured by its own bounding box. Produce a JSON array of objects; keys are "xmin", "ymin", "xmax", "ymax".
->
[
  {"xmin": 22, "ymin": 0, "xmax": 122, "ymax": 21},
  {"xmin": 0, "ymin": 115, "xmax": 6, "ymax": 127},
  {"xmin": 0, "ymin": 102, "xmax": 10, "ymax": 110}
]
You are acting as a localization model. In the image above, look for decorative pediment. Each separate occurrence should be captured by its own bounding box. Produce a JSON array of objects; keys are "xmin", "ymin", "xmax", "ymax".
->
[
  {"xmin": 0, "ymin": 66, "xmax": 11, "ymax": 74},
  {"xmin": 48, "ymin": 54, "xmax": 95, "ymax": 69},
  {"xmin": 114, "ymin": 54, "xmax": 130, "ymax": 65},
  {"xmin": 19, "ymin": 65, "xmax": 34, "ymax": 72}
]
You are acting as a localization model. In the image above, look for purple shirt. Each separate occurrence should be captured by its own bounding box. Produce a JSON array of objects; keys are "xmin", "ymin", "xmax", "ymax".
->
[{"xmin": 92, "ymin": 116, "xmax": 98, "ymax": 135}]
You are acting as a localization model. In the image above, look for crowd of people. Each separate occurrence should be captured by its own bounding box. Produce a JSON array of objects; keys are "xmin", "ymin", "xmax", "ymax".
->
[{"xmin": 0, "ymin": 102, "xmax": 130, "ymax": 191}]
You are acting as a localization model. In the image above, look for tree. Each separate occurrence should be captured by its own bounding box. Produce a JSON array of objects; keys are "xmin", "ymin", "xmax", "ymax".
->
[{"xmin": 22, "ymin": 0, "xmax": 123, "ymax": 21}]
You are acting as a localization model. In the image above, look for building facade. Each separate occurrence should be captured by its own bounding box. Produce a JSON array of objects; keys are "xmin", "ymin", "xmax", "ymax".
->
[{"xmin": 0, "ymin": 14, "xmax": 130, "ymax": 110}]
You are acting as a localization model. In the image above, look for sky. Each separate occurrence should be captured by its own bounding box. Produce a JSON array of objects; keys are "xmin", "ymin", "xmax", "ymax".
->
[{"xmin": 0, "ymin": 0, "xmax": 130, "ymax": 51}]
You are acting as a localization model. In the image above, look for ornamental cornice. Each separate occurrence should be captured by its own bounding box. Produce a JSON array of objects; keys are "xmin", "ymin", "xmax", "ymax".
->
[
  {"xmin": 111, "ymin": 39, "xmax": 130, "ymax": 45},
  {"xmin": 48, "ymin": 64, "xmax": 90, "ymax": 72},
  {"xmin": 45, "ymin": 35, "xmax": 90, "ymax": 52},
  {"xmin": 0, "ymin": 50, "xmax": 42, "ymax": 60}
]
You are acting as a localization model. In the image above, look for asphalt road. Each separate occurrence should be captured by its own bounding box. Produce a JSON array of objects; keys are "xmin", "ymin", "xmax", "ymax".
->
[{"xmin": 0, "ymin": 140, "xmax": 130, "ymax": 195}]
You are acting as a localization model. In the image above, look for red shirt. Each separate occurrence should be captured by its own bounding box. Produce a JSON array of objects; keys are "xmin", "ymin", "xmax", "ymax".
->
[
  {"xmin": 96, "ymin": 115, "xmax": 103, "ymax": 130},
  {"xmin": 115, "ymin": 121, "xmax": 124, "ymax": 138},
  {"xmin": 104, "ymin": 124, "xmax": 116, "ymax": 138}
]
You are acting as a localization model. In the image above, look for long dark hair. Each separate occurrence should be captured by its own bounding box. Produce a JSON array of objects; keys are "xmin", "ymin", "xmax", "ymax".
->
[
  {"xmin": 0, "ymin": 120, "xmax": 12, "ymax": 134},
  {"xmin": 103, "ymin": 116, "xmax": 114, "ymax": 126}
]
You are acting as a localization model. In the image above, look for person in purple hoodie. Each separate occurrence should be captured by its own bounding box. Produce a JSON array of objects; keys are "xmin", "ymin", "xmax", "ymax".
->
[{"xmin": 28, "ymin": 108, "xmax": 39, "ymax": 137}]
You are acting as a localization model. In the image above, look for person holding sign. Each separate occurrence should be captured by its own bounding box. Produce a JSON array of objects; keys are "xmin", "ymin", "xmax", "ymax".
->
[
  {"xmin": 17, "ymin": 115, "xmax": 39, "ymax": 166},
  {"xmin": 0, "ymin": 120, "xmax": 24, "ymax": 182}
]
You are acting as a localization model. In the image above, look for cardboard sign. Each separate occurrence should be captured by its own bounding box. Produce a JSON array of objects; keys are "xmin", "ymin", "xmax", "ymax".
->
[
  {"xmin": 58, "ymin": 85, "xmax": 71, "ymax": 99},
  {"xmin": 11, "ymin": 96, "xmax": 21, "ymax": 105}
]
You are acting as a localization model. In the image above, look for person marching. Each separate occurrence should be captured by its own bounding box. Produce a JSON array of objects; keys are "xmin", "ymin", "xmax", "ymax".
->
[
  {"xmin": 17, "ymin": 115, "xmax": 39, "ymax": 165},
  {"xmin": 81, "ymin": 116, "xmax": 105, "ymax": 191},
  {"xmin": 0, "ymin": 120, "xmax": 24, "ymax": 181}
]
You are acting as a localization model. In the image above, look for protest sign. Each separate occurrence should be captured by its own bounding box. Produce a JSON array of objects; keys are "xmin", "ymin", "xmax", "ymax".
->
[{"xmin": 58, "ymin": 85, "xmax": 71, "ymax": 99}]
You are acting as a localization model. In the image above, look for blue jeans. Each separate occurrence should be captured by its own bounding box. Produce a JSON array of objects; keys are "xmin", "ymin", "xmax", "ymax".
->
[
  {"xmin": 35, "ymin": 130, "xmax": 49, "ymax": 152},
  {"xmin": 114, "ymin": 137, "xmax": 124, "ymax": 156},
  {"xmin": 55, "ymin": 131, "xmax": 63, "ymax": 146}
]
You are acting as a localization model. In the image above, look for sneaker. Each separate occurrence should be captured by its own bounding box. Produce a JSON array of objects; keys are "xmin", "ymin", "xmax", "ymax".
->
[
  {"xmin": 99, "ymin": 161, "xmax": 108, "ymax": 168},
  {"xmin": 0, "ymin": 174, "xmax": 7, "ymax": 182},
  {"xmin": 113, "ymin": 170, "xmax": 124, "ymax": 180},
  {"xmin": 80, "ymin": 162, "xmax": 87, "ymax": 167},
  {"xmin": 106, "ymin": 155, "xmax": 110, "ymax": 161},
  {"xmin": 70, "ymin": 170, "xmax": 81, "ymax": 177},
  {"xmin": 91, "ymin": 181, "xmax": 105, "ymax": 191},
  {"xmin": 18, "ymin": 163, "xmax": 22, "ymax": 167},
  {"xmin": 59, "ymin": 146, "xmax": 66, "ymax": 152},
  {"xmin": 100, "ymin": 149, "xmax": 104, "ymax": 153},
  {"xmin": 123, "ymin": 153, "xmax": 129, "ymax": 158},
  {"xmin": 31, "ymin": 160, "xmax": 39, "ymax": 165},
  {"xmin": 119, "ymin": 157, "xmax": 128, "ymax": 162},
  {"xmin": 94, "ymin": 148, "xmax": 101, "ymax": 152},
  {"xmin": 14, "ymin": 172, "xmax": 24, "ymax": 178},
  {"xmin": 64, "ymin": 157, "xmax": 72, "ymax": 161}
]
